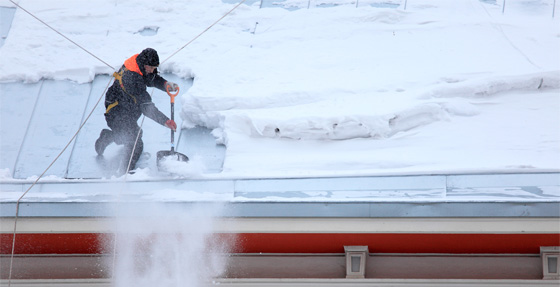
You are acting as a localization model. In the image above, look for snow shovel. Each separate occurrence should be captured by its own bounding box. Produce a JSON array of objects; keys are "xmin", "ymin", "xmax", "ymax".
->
[{"xmin": 157, "ymin": 85, "xmax": 189, "ymax": 171}]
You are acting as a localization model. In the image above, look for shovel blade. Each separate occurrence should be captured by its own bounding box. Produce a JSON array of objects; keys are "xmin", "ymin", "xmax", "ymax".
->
[{"xmin": 157, "ymin": 150, "xmax": 189, "ymax": 171}]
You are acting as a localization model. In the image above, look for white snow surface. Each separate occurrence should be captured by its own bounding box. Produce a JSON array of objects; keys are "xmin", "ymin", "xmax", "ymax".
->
[{"xmin": 0, "ymin": 0, "xmax": 559, "ymax": 180}]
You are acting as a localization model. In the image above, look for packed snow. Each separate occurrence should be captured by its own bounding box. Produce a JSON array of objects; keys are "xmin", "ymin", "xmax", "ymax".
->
[{"xmin": 0, "ymin": 0, "xmax": 559, "ymax": 180}]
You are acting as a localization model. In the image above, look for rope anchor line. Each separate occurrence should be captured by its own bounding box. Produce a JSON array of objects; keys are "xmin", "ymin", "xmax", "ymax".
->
[
  {"xmin": 8, "ymin": 0, "xmax": 115, "ymax": 70},
  {"xmin": 6, "ymin": 1, "xmax": 248, "ymax": 286}
]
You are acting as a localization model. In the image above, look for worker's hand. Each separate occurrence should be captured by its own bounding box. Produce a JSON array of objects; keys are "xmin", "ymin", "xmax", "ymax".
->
[
  {"xmin": 165, "ymin": 82, "xmax": 179, "ymax": 92},
  {"xmin": 165, "ymin": 119, "xmax": 177, "ymax": 132}
]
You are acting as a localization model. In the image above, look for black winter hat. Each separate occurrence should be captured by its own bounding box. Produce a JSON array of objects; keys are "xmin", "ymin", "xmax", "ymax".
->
[{"xmin": 137, "ymin": 48, "xmax": 160, "ymax": 66}]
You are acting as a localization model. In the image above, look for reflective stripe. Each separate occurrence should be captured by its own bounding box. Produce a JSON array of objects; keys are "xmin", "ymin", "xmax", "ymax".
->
[{"xmin": 105, "ymin": 101, "xmax": 118, "ymax": 114}]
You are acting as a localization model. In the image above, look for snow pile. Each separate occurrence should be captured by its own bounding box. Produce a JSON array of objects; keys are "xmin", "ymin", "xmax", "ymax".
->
[{"xmin": 155, "ymin": 154, "xmax": 208, "ymax": 178}]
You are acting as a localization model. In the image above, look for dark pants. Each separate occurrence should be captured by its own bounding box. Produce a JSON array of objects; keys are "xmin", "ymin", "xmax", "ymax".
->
[{"xmin": 104, "ymin": 113, "xmax": 144, "ymax": 171}]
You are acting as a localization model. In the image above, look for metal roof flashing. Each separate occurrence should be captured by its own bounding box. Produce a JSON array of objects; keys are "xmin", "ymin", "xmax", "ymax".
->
[{"xmin": 1, "ymin": 172, "xmax": 559, "ymax": 218}]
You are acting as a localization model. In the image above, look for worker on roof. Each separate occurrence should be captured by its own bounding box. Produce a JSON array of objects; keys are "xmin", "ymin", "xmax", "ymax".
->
[{"xmin": 95, "ymin": 48, "xmax": 179, "ymax": 173}]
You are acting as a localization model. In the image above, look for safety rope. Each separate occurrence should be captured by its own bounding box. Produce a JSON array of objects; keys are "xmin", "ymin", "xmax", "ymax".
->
[
  {"xmin": 110, "ymin": 111, "xmax": 148, "ymax": 279},
  {"xmin": 5, "ymin": 2, "xmax": 117, "ymax": 286},
  {"xmin": 7, "ymin": 0, "xmax": 248, "ymax": 285},
  {"xmin": 109, "ymin": 88, "xmax": 161, "ymax": 279},
  {"xmin": 161, "ymin": 0, "xmax": 247, "ymax": 65},
  {"xmin": 7, "ymin": 77, "xmax": 114, "ymax": 286},
  {"xmin": 110, "ymin": 0, "xmax": 249, "ymax": 277},
  {"xmin": 8, "ymin": 0, "xmax": 114, "ymax": 70}
]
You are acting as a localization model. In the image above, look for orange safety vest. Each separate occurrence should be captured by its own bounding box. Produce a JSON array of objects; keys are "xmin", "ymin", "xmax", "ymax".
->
[{"xmin": 123, "ymin": 54, "xmax": 143, "ymax": 76}]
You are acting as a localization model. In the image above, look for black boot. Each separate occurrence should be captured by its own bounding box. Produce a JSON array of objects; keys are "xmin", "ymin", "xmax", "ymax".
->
[{"xmin": 95, "ymin": 129, "xmax": 114, "ymax": 155}]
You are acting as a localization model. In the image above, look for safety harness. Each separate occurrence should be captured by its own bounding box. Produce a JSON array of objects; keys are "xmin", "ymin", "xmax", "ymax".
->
[
  {"xmin": 106, "ymin": 68, "xmax": 139, "ymax": 114},
  {"xmin": 106, "ymin": 54, "xmax": 143, "ymax": 114}
]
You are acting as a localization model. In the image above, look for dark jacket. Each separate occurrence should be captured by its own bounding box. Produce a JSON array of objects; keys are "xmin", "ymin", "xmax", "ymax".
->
[{"xmin": 105, "ymin": 54, "xmax": 169, "ymax": 125}]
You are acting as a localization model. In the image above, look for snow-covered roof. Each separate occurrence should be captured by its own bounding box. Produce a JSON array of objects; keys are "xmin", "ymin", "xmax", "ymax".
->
[{"xmin": 1, "ymin": 0, "xmax": 559, "ymax": 211}]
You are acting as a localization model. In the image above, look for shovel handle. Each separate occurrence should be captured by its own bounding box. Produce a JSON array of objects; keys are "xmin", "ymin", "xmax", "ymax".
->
[
  {"xmin": 166, "ymin": 85, "xmax": 180, "ymax": 103},
  {"xmin": 170, "ymin": 101, "xmax": 175, "ymax": 151},
  {"xmin": 166, "ymin": 85, "xmax": 179, "ymax": 151}
]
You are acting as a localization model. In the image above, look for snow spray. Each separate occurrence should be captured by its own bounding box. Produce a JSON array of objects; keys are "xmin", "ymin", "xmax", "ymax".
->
[{"xmin": 107, "ymin": 201, "xmax": 230, "ymax": 287}]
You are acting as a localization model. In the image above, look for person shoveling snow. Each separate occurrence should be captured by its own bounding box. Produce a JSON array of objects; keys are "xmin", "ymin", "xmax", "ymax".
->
[{"xmin": 95, "ymin": 48, "xmax": 181, "ymax": 174}]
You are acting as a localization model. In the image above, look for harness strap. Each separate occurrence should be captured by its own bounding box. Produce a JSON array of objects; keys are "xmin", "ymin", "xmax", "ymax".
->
[
  {"xmin": 113, "ymin": 69, "xmax": 125, "ymax": 90},
  {"xmin": 108, "ymin": 67, "xmax": 137, "ymax": 113},
  {"xmin": 105, "ymin": 100, "xmax": 119, "ymax": 114},
  {"xmin": 113, "ymin": 68, "xmax": 133, "ymax": 99}
]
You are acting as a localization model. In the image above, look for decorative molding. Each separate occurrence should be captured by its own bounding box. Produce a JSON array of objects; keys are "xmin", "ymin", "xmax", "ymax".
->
[
  {"xmin": 541, "ymin": 246, "xmax": 560, "ymax": 280},
  {"xmin": 344, "ymin": 245, "xmax": 368, "ymax": 279}
]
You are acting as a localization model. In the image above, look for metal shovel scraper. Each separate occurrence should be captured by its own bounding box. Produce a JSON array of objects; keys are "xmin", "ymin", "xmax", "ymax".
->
[{"xmin": 157, "ymin": 85, "xmax": 189, "ymax": 171}]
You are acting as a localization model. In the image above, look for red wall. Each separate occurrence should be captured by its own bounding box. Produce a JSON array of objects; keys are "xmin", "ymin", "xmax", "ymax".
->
[{"xmin": 2, "ymin": 233, "xmax": 559, "ymax": 255}]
